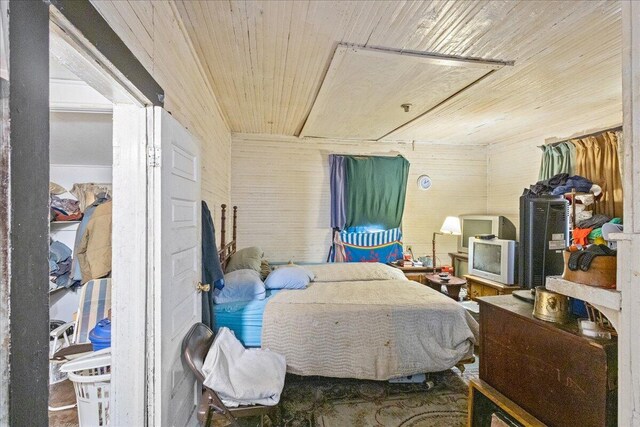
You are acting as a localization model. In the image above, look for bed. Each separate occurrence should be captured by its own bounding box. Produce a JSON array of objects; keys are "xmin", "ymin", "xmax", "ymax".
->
[{"xmin": 213, "ymin": 206, "xmax": 479, "ymax": 381}]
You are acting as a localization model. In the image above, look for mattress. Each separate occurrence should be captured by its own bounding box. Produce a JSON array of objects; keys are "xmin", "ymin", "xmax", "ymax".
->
[
  {"xmin": 213, "ymin": 290, "xmax": 280, "ymax": 347},
  {"xmin": 262, "ymin": 263, "xmax": 479, "ymax": 380}
]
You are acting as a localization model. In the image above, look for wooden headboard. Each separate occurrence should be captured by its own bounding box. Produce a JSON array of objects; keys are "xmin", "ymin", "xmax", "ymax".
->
[{"xmin": 218, "ymin": 204, "xmax": 237, "ymax": 270}]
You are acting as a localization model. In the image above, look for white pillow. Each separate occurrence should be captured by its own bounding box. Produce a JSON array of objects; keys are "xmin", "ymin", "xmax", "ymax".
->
[
  {"xmin": 214, "ymin": 269, "xmax": 266, "ymax": 304},
  {"xmin": 264, "ymin": 266, "xmax": 314, "ymax": 290}
]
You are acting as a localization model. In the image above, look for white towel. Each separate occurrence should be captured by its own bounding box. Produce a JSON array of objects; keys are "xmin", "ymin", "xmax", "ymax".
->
[{"xmin": 202, "ymin": 327, "xmax": 286, "ymax": 407}]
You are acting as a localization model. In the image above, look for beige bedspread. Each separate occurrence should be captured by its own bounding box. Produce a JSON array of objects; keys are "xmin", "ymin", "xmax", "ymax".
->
[{"xmin": 262, "ymin": 264, "xmax": 478, "ymax": 380}]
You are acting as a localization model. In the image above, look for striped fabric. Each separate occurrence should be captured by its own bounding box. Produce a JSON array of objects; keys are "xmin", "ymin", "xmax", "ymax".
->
[
  {"xmin": 339, "ymin": 228, "xmax": 402, "ymax": 247},
  {"xmin": 76, "ymin": 278, "xmax": 112, "ymax": 343},
  {"xmin": 337, "ymin": 228, "xmax": 403, "ymax": 263}
]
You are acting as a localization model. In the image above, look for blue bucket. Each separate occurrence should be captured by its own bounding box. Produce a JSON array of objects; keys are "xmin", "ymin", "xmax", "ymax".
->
[{"xmin": 89, "ymin": 318, "xmax": 111, "ymax": 351}]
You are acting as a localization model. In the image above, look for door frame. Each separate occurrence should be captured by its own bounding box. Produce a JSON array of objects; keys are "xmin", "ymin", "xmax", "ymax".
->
[
  {"xmin": 1, "ymin": 0, "xmax": 165, "ymax": 424},
  {"xmin": 49, "ymin": 5, "xmax": 161, "ymax": 425}
]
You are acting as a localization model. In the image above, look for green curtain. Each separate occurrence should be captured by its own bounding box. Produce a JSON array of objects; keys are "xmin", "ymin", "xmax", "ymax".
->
[
  {"xmin": 538, "ymin": 141, "xmax": 576, "ymax": 180},
  {"xmin": 345, "ymin": 155, "xmax": 410, "ymax": 230}
]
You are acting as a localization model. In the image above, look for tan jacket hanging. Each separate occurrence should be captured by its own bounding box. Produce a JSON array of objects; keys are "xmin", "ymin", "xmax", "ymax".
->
[{"xmin": 76, "ymin": 200, "xmax": 112, "ymax": 283}]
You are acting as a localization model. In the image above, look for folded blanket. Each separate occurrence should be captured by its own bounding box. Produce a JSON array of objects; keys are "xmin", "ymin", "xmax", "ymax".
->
[{"xmin": 202, "ymin": 327, "xmax": 286, "ymax": 407}]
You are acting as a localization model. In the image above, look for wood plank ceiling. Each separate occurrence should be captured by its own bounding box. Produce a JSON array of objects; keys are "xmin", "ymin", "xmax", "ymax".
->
[
  {"xmin": 173, "ymin": 0, "xmax": 621, "ymax": 144},
  {"xmin": 299, "ymin": 45, "xmax": 506, "ymax": 140}
]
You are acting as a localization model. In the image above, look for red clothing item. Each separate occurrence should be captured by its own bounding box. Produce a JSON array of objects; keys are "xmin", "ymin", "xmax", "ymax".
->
[
  {"xmin": 53, "ymin": 211, "xmax": 83, "ymax": 222},
  {"xmin": 572, "ymin": 228, "xmax": 593, "ymax": 246}
]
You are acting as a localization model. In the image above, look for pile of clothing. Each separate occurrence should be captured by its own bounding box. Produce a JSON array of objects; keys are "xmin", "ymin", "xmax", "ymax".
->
[
  {"xmin": 523, "ymin": 173, "xmax": 602, "ymax": 198},
  {"xmin": 50, "ymin": 195, "xmax": 83, "ymax": 222},
  {"xmin": 49, "ymin": 240, "xmax": 73, "ymax": 290},
  {"xmin": 572, "ymin": 215, "xmax": 622, "ymax": 247},
  {"xmin": 523, "ymin": 173, "xmax": 622, "ymax": 247},
  {"xmin": 48, "ymin": 181, "xmax": 113, "ymax": 290}
]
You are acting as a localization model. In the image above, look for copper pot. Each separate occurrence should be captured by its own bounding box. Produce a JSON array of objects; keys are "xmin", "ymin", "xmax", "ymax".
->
[{"xmin": 533, "ymin": 286, "xmax": 570, "ymax": 323}]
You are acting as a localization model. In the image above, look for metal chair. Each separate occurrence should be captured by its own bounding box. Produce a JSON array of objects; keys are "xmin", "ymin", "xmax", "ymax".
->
[{"xmin": 181, "ymin": 323, "xmax": 276, "ymax": 427}]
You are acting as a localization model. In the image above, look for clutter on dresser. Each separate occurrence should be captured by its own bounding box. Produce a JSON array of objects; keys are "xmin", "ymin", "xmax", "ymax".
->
[{"xmin": 532, "ymin": 286, "xmax": 570, "ymax": 323}]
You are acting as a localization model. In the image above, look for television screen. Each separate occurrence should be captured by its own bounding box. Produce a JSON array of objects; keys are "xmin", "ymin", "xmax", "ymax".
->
[
  {"xmin": 462, "ymin": 219, "xmax": 494, "ymax": 249},
  {"xmin": 472, "ymin": 242, "xmax": 502, "ymax": 275}
]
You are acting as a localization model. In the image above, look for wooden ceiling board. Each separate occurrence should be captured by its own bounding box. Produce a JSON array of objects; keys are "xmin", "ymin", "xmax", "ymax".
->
[
  {"xmin": 101, "ymin": 1, "xmax": 621, "ymax": 147},
  {"xmin": 300, "ymin": 45, "xmax": 504, "ymax": 140},
  {"xmin": 388, "ymin": 2, "xmax": 622, "ymax": 144}
]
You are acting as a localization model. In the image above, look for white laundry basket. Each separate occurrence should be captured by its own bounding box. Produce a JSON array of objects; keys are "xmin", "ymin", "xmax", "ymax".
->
[{"xmin": 61, "ymin": 348, "xmax": 111, "ymax": 426}]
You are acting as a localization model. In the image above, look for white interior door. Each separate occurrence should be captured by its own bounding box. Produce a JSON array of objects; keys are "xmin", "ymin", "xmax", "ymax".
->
[{"xmin": 150, "ymin": 106, "xmax": 201, "ymax": 426}]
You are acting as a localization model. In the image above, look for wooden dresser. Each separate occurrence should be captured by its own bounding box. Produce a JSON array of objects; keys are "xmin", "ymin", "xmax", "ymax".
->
[
  {"xmin": 476, "ymin": 295, "xmax": 617, "ymax": 427},
  {"xmin": 464, "ymin": 275, "xmax": 520, "ymax": 300}
]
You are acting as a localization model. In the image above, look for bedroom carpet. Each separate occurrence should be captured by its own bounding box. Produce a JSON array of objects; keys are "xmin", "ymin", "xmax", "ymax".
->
[
  {"xmin": 239, "ymin": 360, "xmax": 479, "ymax": 427},
  {"xmin": 48, "ymin": 358, "xmax": 479, "ymax": 427}
]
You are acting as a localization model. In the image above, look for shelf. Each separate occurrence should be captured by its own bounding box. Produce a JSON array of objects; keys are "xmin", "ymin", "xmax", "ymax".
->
[
  {"xmin": 546, "ymin": 276, "xmax": 621, "ymax": 331},
  {"xmin": 50, "ymin": 221, "xmax": 80, "ymax": 227}
]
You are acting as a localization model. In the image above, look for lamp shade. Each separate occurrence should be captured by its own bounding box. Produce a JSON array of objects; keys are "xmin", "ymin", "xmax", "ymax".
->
[{"xmin": 440, "ymin": 216, "xmax": 461, "ymax": 235}]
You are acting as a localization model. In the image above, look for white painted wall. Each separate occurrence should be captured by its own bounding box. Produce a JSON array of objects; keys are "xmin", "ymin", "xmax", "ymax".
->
[
  {"xmin": 50, "ymin": 112, "xmax": 112, "ymax": 165},
  {"xmin": 486, "ymin": 138, "xmax": 541, "ymax": 230},
  {"xmin": 231, "ymin": 134, "xmax": 488, "ymax": 263}
]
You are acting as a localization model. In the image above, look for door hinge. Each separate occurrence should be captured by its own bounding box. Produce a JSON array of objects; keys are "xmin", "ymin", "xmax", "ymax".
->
[{"xmin": 147, "ymin": 146, "xmax": 161, "ymax": 167}]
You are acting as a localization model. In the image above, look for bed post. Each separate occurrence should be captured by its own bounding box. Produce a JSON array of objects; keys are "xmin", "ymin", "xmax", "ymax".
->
[
  {"xmin": 220, "ymin": 204, "xmax": 227, "ymax": 249},
  {"xmin": 233, "ymin": 206, "xmax": 238, "ymax": 252}
]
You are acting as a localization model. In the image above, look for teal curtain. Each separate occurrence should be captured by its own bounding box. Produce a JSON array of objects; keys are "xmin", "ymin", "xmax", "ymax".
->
[
  {"xmin": 345, "ymin": 155, "xmax": 410, "ymax": 230},
  {"xmin": 538, "ymin": 141, "xmax": 576, "ymax": 180}
]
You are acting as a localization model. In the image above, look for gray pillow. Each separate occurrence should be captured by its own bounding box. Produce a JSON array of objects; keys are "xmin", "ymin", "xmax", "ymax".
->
[{"xmin": 226, "ymin": 246, "xmax": 263, "ymax": 274}]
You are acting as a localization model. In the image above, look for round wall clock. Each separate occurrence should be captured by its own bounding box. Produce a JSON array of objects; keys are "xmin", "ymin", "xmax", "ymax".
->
[{"xmin": 417, "ymin": 175, "xmax": 432, "ymax": 191}]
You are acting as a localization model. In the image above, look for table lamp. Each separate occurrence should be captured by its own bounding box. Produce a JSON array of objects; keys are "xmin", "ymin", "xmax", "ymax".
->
[{"xmin": 432, "ymin": 216, "xmax": 461, "ymax": 270}]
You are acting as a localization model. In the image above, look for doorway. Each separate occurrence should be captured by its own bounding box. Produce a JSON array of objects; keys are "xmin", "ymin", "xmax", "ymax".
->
[
  {"xmin": 47, "ymin": 47, "xmax": 118, "ymax": 425},
  {"xmin": 45, "ymin": 7, "xmax": 153, "ymax": 425},
  {"xmin": 2, "ymin": 1, "xmax": 205, "ymax": 425}
]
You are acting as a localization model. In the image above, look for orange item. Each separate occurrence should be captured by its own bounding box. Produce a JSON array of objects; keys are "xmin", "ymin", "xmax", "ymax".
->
[{"xmin": 572, "ymin": 228, "xmax": 593, "ymax": 246}]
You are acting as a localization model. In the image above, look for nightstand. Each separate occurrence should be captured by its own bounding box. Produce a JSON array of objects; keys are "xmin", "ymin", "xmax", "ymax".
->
[
  {"xmin": 387, "ymin": 263, "xmax": 439, "ymax": 289},
  {"xmin": 424, "ymin": 274, "xmax": 466, "ymax": 301}
]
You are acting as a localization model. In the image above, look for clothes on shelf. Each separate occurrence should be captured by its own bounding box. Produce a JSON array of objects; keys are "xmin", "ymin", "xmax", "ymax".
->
[
  {"xmin": 571, "ymin": 217, "xmax": 622, "ymax": 247},
  {"xmin": 49, "ymin": 182, "xmax": 112, "ymax": 288},
  {"xmin": 49, "ymin": 181, "xmax": 67, "ymax": 195},
  {"xmin": 50, "ymin": 195, "xmax": 83, "ymax": 222},
  {"xmin": 49, "ymin": 240, "xmax": 73, "ymax": 289},
  {"xmin": 523, "ymin": 173, "xmax": 595, "ymax": 197},
  {"xmin": 70, "ymin": 183, "xmax": 112, "ymax": 213},
  {"xmin": 577, "ymin": 214, "xmax": 611, "ymax": 230}
]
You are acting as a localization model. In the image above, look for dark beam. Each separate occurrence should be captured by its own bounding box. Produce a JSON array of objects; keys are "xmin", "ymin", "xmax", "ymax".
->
[
  {"xmin": 49, "ymin": 0, "xmax": 164, "ymax": 106},
  {"xmin": 8, "ymin": 1, "xmax": 50, "ymax": 425}
]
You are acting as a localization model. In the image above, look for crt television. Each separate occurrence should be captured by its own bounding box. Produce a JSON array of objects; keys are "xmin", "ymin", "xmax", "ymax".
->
[
  {"xmin": 468, "ymin": 238, "xmax": 517, "ymax": 285},
  {"xmin": 458, "ymin": 215, "xmax": 517, "ymax": 253}
]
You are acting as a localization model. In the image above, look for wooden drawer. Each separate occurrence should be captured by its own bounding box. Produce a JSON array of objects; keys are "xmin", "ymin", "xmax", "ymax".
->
[
  {"xmin": 480, "ymin": 285, "xmax": 499, "ymax": 297},
  {"xmin": 468, "ymin": 378, "xmax": 545, "ymax": 427},
  {"xmin": 404, "ymin": 273, "xmax": 425, "ymax": 284},
  {"xmin": 468, "ymin": 283, "xmax": 482, "ymax": 300},
  {"xmin": 465, "ymin": 275, "xmax": 519, "ymax": 301}
]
